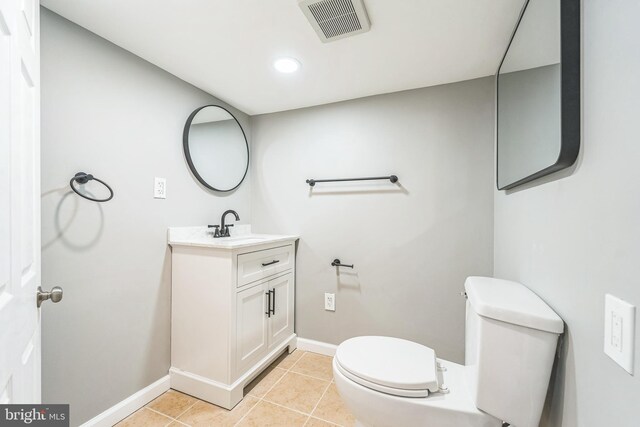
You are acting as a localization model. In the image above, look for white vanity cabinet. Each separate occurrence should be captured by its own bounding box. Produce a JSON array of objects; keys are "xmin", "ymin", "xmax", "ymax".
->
[{"xmin": 168, "ymin": 229, "xmax": 298, "ymax": 409}]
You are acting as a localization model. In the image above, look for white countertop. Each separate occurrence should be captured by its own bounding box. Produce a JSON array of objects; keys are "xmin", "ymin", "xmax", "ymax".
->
[{"xmin": 168, "ymin": 226, "xmax": 298, "ymax": 249}]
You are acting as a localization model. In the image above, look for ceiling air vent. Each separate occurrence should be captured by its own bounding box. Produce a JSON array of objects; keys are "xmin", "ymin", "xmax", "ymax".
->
[{"xmin": 298, "ymin": 0, "xmax": 371, "ymax": 43}]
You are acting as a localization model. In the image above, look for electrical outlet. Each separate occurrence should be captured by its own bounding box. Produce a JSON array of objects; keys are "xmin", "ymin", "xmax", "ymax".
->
[
  {"xmin": 154, "ymin": 177, "xmax": 166, "ymax": 199},
  {"xmin": 604, "ymin": 294, "xmax": 635, "ymax": 374},
  {"xmin": 325, "ymin": 293, "xmax": 335, "ymax": 311}
]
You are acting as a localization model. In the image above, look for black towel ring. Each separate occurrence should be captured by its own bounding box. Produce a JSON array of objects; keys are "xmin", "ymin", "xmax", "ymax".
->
[{"xmin": 69, "ymin": 172, "xmax": 114, "ymax": 202}]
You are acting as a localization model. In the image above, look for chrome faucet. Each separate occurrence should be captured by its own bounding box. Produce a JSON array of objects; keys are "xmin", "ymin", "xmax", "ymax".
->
[{"xmin": 220, "ymin": 209, "xmax": 240, "ymax": 237}]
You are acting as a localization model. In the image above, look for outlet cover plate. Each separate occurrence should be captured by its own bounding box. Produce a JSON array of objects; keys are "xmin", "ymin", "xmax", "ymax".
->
[
  {"xmin": 154, "ymin": 177, "xmax": 166, "ymax": 199},
  {"xmin": 325, "ymin": 293, "xmax": 335, "ymax": 311},
  {"xmin": 604, "ymin": 294, "xmax": 635, "ymax": 374}
]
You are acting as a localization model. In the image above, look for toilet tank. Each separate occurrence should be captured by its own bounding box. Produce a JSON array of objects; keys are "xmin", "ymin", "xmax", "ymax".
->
[{"xmin": 464, "ymin": 277, "xmax": 564, "ymax": 427}]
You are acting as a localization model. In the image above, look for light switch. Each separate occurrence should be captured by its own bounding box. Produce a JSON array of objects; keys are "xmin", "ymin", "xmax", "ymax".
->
[
  {"xmin": 604, "ymin": 294, "xmax": 635, "ymax": 374},
  {"xmin": 154, "ymin": 177, "xmax": 166, "ymax": 199}
]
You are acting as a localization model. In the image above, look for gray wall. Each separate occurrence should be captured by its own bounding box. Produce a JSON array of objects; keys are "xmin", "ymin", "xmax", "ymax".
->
[
  {"xmin": 494, "ymin": 1, "xmax": 640, "ymax": 426},
  {"xmin": 251, "ymin": 78, "xmax": 495, "ymax": 362},
  {"xmin": 40, "ymin": 9, "xmax": 251, "ymax": 425}
]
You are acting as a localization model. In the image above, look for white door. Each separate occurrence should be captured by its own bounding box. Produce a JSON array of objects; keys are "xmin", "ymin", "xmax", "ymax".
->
[
  {"xmin": 268, "ymin": 273, "xmax": 294, "ymax": 350},
  {"xmin": 236, "ymin": 283, "xmax": 269, "ymax": 373},
  {"xmin": 0, "ymin": 0, "xmax": 42, "ymax": 404}
]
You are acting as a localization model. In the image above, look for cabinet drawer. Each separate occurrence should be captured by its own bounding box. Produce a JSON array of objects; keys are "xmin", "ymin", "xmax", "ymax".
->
[{"xmin": 237, "ymin": 245, "xmax": 293, "ymax": 287}]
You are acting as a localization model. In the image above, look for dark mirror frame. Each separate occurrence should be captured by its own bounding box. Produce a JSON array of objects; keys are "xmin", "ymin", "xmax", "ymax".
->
[
  {"xmin": 183, "ymin": 105, "xmax": 249, "ymax": 192},
  {"xmin": 496, "ymin": 0, "xmax": 580, "ymax": 190}
]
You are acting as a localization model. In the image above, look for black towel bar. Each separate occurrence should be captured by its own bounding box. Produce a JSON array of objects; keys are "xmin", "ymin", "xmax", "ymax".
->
[{"xmin": 306, "ymin": 175, "xmax": 398, "ymax": 187}]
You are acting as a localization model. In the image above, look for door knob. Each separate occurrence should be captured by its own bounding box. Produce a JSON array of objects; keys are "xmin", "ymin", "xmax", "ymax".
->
[{"xmin": 37, "ymin": 286, "xmax": 63, "ymax": 308}]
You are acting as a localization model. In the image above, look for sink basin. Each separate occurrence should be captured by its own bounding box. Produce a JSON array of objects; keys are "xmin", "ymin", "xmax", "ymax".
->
[
  {"xmin": 215, "ymin": 236, "xmax": 267, "ymax": 244},
  {"xmin": 168, "ymin": 227, "xmax": 298, "ymax": 250}
]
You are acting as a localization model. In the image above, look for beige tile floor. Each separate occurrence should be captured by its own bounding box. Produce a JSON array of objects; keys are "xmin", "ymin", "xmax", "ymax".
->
[{"xmin": 116, "ymin": 350, "xmax": 356, "ymax": 427}]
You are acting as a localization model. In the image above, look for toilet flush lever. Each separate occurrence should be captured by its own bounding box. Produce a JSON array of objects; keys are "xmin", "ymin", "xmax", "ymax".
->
[{"xmin": 460, "ymin": 291, "xmax": 467, "ymax": 299}]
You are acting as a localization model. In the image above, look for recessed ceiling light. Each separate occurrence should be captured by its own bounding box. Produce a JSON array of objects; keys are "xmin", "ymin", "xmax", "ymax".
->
[{"xmin": 273, "ymin": 57, "xmax": 301, "ymax": 74}]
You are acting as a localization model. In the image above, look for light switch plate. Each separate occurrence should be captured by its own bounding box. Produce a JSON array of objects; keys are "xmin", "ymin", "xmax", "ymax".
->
[
  {"xmin": 325, "ymin": 293, "xmax": 335, "ymax": 311},
  {"xmin": 604, "ymin": 294, "xmax": 635, "ymax": 374},
  {"xmin": 154, "ymin": 177, "xmax": 166, "ymax": 199}
]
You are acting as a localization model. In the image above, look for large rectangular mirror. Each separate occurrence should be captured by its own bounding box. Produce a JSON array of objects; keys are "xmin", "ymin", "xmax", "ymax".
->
[{"xmin": 496, "ymin": 0, "xmax": 580, "ymax": 190}]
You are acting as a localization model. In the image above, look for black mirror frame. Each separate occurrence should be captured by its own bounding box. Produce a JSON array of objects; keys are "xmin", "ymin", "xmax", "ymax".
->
[
  {"xmin": 183, "ymin": 105, "xmax": 249, "ymax": 192},
  {"xmin": 496, "ymin": 0, "xmax": 580, "ymax": 191}
]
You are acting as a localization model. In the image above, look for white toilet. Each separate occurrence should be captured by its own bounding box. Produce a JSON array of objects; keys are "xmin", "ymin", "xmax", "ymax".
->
[{"xmin": 333, "ymin": 276, "xmax": 564, "ymax": 427}]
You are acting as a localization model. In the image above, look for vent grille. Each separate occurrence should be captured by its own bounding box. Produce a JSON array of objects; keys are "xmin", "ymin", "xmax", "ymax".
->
[
  {"xmin": 299, "ymin": 0, "xmax": 371, "ymax": 43},
  {"xmin": 309, "ymin": 0, "xmax": 361, "ymax": 39}
]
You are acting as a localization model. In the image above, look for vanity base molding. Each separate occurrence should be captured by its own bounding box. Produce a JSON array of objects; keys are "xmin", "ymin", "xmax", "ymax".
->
[{"xmin": 170, "ymin": 335, "xmax": 297, "ymax": 409}]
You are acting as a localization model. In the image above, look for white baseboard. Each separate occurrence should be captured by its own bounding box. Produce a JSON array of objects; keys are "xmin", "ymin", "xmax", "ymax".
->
[
  {"xmin": 79, "ymin": 375, "xmax": 170, "ymax": 427},
  {"xmin": 297, "ymin": 337, "xmax": 337, "ymax": 356}
]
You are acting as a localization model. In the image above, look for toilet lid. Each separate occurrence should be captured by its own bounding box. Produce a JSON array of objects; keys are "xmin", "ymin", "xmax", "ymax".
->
[{"xmin": 335, "ymin": 336, "xmax": 439, "ymax": 397}]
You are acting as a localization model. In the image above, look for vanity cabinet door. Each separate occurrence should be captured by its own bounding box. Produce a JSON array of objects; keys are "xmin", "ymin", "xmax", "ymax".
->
[
  {"xmin": 236, "ymin": 282, "xmax": 269, "ymax": 373},
  {"xmin": 268, "ymin": 273, "xmax": 294, "ymax": 350}
]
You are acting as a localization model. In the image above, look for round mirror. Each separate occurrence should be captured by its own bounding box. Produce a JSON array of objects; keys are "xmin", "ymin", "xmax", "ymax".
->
[{"xmin": 183, "ymin": 105, "xmax": 249, "ymax": 192}]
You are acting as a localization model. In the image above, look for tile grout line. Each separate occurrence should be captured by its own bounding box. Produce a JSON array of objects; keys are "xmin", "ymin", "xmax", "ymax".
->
[
  {"xmin": 144, "ymin": 393, "xmax": 198, "ymax": 427},
  {"xmin": 288, "ymin": 351, "xmax": 307, "ymax": 370},
  {"xmin": 304, "ymin": 380, "xmax": 332, "ymax": 426},
  {"xmin": 234, "ymin": 350, "xmax": 304, "ymax": 426},
  {"xmin": 278, "ymin": 350, "xmax": 339, "ymax": 424},
  {"xmin": 143, "ymin": 407, "xmax": 179, "ymax": 425},
  {"xmin": 289, "ymin": 351, "xmax": 335, "ymax": 382},
  {"xmin": 288, "ymin": 369, "xmax": 333, "ymax": 383},
  {"xmin": 260, "ymin": 351, "xmax": 338, "ymax": 425},
  {"xmin": 236, "ymin": 350, "xmax": 310, "ymax": 426},
  {"xmin": 309, "ymin": 414, "xmax": 344, "ymax": 427},
  {"xmin": 232, "ymin": 395, "xmax": 261, "ymax": 427},
  {"xmin": 263, "ymin": 350, "xmax": 307, "ymax": 394},
  {"xmin": 260, "ymin": 398, "xmax": 317, "ymax": 418},
  {"xmin": 307, "ymin": 416, "xmax": 342, "ymax": 427},
  {"xmin": 294, "ymin": 351, "xmax": 347, "ymax": 427},
  {"xmin": 260, "ymin": 373, "xmax": 331, "ymax": 412},
  {"xmin": 171, "ymin": 400, "xmax": 199, "ymax": 425},
  {"xmin": 246, "ymin": 365, "xmax": 290, "ymax": 398}
]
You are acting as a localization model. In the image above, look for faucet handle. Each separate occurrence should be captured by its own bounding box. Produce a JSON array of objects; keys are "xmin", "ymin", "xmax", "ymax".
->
[
  {"xmin": 223, "ymin": 224, "xmax": 234, "ymax": 237},
  {"xmin": 208, "ymin": 225, "xmax": 221, "ymax": 238}
]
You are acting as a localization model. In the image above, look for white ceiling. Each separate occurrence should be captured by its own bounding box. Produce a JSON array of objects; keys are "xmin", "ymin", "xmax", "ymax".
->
[
  {"xmin": 500, "ymin": 0, "xmax": 560, "ymax": 74},
  {"xmin": 41, "ymin": 0, "xmax": 525, "ymax": 115}
]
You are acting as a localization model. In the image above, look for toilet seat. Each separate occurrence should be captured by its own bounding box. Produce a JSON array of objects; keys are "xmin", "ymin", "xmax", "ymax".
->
[
  {"xmin": 334, "ymin": 336, "xmax": 439, "ymax": 398},
  {"xmin": 335, "ymin": 359, "xmax": 431, "ymax": 397}
]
